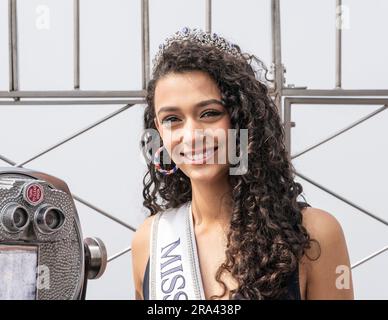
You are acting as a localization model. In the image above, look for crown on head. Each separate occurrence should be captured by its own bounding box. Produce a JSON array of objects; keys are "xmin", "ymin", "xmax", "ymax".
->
[{"xmin": 152, "ymin": 26, "xmax": 244, "ymax": 74}]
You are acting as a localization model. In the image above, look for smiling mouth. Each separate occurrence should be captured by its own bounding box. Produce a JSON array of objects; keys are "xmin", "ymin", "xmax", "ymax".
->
[{"xmin": 180, "ymin": 146, "xmax": 219, "ymax": 163}]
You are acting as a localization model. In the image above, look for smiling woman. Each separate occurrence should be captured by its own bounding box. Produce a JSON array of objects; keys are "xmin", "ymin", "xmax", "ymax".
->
[
  {"xmin": 131, "ymin": 27, "xmax": 354, "ymax": 300},
  {"xmin": 152, "ymin": 70, "xmax": 231, "ymax": 181}
]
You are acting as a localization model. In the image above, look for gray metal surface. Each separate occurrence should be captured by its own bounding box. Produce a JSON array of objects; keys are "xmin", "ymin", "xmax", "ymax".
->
[{"xmin": 0, "ymin": 172, "xmax": 83, "ymax": 299}]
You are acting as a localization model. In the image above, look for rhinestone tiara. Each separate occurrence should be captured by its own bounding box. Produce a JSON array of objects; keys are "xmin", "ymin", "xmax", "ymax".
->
[{"xmin": 152, "ymin": 26, "xmax": 244, "ymax": 74}]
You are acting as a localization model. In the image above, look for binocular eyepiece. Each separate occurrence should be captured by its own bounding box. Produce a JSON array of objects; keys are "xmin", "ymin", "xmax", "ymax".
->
[
  {"xmin": 1, "ymin": 202, "xmax": 66, "ymax": 234},
  {"xmin": 0, "ymin": 167, "xmax": 107, "ymax": 300},
  {"xmin": 1, "ymin": 203, "xmax": 30, "ymax": 233},
  {"xmin": 35, "ymin": 205, "xmax": 66, "ymax": 234}
]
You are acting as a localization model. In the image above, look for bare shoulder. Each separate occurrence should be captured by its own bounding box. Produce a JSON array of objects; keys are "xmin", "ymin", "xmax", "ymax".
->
[
  {"xmin": 300, "ymin": 206, "xmax": 347, "ymax": 266},
  {"xmin": 300, "ymin": 206, "xmax": 354, "ymax": 299},
  {"xmin": 131, "ymin": 214, "xmax": 156, "ymax": 299},
  {"xmin": 132, "ymin": 214, "xmax": 156, "ymax": 252},
  {"xmin": 301, "ymin": 206, "xmax": 345, "ymax": 246}
]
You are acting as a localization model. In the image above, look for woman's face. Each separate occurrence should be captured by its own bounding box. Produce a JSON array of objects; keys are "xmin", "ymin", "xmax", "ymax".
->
[{"xmin": 153, "ymin": 70, "xmax": 231, "ymax": 183}]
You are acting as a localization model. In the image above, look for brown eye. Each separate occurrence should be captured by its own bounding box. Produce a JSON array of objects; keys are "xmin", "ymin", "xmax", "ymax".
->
[
  {"xmin": 161, "ymin": 116, "xmax": 180, "ymax": 124},
  {"xmin": 201, "ymin": 110, "xmax": 223, "ymax": 118}
]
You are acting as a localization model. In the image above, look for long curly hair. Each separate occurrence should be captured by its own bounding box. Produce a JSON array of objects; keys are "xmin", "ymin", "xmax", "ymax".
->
[{"xmin": 141, "ymin": 37, "xmax": 317, "ymax": 300}]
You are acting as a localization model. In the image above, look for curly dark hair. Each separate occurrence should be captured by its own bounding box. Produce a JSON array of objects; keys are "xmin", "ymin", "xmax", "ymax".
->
[{"xmin": 141, "ymin": 38, "xmax": 318, "ymax": 300}]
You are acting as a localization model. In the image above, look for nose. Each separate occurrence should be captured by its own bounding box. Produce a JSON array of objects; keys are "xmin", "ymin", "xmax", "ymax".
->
[{"xmin": 180, "ymin": 119, "xmax": 209, "ymax": 151}]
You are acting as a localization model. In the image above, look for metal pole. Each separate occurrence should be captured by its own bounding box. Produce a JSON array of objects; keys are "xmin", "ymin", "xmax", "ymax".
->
[
  {"xmin": 73, "ymin": 195, "xmax": 136, "ymax": 232},
  {"xmin": 271, "ymin": 0, "xmax": 283, "ymax": 120},
  {"xmin": 283, "ymin": 97, "xmax": 388, "ymax": 105},
  {"xmin": 282, "ymin": 88, "xmax": 388, "ymax": 96},
  {"xmin": 108, "ymin": 246, "xmax": 132, "ymax": 262},
  {"xmin": 0, "ymin": 90, "xmax": 146, "ymax": 98},
  {"xmin": 0, "ymin": 154, "xmax": 137, "ymax": 232},
  {"xmin": 292, "ymin": 104, "xmax": 387, "ymax": 159},
  {"xmin": 141, "ymin": 0, "xmax": 150, "ymax": 89},
  {"xmin": 74, "ymin": 0, "xmax": 80, "ymax": 89},
  {"xmin": 0, "ymin": 99, "xmax": 145, "ymax": 105},
  {"xmin": 335, "ymin": 0, "xmax": 342, "ymax": 89},
  {"xmin": 8, "ymin": 0, "xmax": 19, "ymax": 95},
  {"xmin": 352, "ymin": 245, "xmax": 388, "ymax": 269},
  {"xmin": 283, "ymin": 98, "xmax": 292, "ymax": 158},
  {"xmin": 295, "ymin": 171, "xmax": 388, "ymax": 226},
  {"xmin": 8, "ymin": 0, "xmax": 12, "ymax": 91},
  {"xmin": 205, "ymin": 0, "xmax": 212, "ymax": 33},
  {"xmin": 15, "ymin": 104, "xmax": 133, "ymax": 167}
]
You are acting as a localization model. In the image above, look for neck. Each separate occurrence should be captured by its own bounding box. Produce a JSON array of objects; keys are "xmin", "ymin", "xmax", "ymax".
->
[{"xmin": 190, "ymin": 174, "xmax": 233, "ymax": 231}]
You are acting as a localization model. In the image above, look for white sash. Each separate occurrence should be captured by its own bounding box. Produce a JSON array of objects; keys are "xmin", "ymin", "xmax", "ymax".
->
[{"xmin": 149, "ymin": 201, "xmax": 205, "ymax": 300}]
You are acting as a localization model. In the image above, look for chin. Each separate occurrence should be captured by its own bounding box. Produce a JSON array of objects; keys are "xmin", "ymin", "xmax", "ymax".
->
[{"xmin": 179, "ymin": 163, "xmax": 229, "ymax": 183}]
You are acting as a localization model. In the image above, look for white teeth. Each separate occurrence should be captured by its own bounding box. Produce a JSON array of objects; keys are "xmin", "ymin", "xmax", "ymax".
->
[{"xmin": 184, "ymin": 148, "xmax": 216, "ymax": 161}]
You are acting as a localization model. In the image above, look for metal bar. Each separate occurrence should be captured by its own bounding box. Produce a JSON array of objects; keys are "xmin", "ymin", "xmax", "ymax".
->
[
  {"xmin": 0, "ymin": 90, "xmax": 146, "ymax": 98},
  {"xmin": 0, "ymin": 154, "xmax": 16, "ymax": 165},
  {"xmin": 282, "ymin": 89, "xmax": 388, "ymax": 96},
  {"xmin": 8, "ymin": 0, "xmax": 19, "ymax": 93},
  {"xmin": 11, "ymin": 0, "xmax": 18, "ymax": 92},
  {"xmin": 292, "ymin": 104, "xmax": 387, "ymax": 159},
  {"xmin": 15, "ymin": 104, "xmax": 133, "ymax": 167},
  {"xmin": 0, "ymin": 99, "xmax": 145, "ymax": 105},
  {"xmin": 285, "ymin": 97, "xmax": 388, "ymax": 105},
  {"xmin": 74, "ymin": 0, "xmax": 80, "ymax": 89},
  {"xmin": 141, "ymin": 0, "xmax": 150, "ymax": 90},
  {"xmin": 295, "ymin": 171, "xmax": 388, "ymax": 226},
  {"xmin": 335, "ymin": 0, "xmax": 342, "ymax": 89},
  {"xmin": 8, "ymin": 0, "xmax": 12, "ymax": 91},
  {"xmin": 282, "ymin": 97, "xmax": 388, "ymax": 155},
  {"xmin": 0, "ymin": 154, "xmax": 137, "ymax": 232},
  {"xmin": 205, "ymin": 0, "xmax": 212, "ymax": 33},
  {"xmin": 352, "ymin": 245, "xmax": 388, "ymax": 269},
  {"xmin": 108, "ymin": 246, "xmax": 132, "ymax": 263},
  {"xmin": 5, "ymin": 88, "xmax": 383, "ymax": 99},
  {"xmin": 72, "ymin": 195, "xmax": 136, "ymax": 232},
  {"xmin": 271, "ymin": 0, "xmax": 275, "ymax": 68},
  {"xmin": 283, "ymin": 98, "xmax": 292, "ymax": 158},
  {"xmin": 0, "ymin": 88, "xmax": 275, "ymax": 99},
  {"xmin": 271, "ymin": 0, "xmax": 283, "ymax": 119},
  {"xmin": 283, "ymin": 97, "xmax": 388, "ymax": 156}
]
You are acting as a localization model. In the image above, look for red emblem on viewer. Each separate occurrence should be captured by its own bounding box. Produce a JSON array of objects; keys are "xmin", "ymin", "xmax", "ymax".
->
[{"xmin": 24, "ymin": 183, "xmax": 44, "ymax": 205}]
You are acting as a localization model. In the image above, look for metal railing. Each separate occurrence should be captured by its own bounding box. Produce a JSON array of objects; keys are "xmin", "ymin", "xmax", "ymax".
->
[{"xmin": 0, "ymin": 0, "xmax": 387, "ymax": 274}]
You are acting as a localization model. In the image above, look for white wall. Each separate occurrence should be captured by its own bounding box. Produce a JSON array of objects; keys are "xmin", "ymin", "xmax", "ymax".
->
[{"xmin": 0, "ymin": 0, "xmax": 387, "ymax": 299}]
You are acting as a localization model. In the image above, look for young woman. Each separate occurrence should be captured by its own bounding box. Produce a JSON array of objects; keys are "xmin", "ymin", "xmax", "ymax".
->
[{"xmin": 132, "ymin": 27, "xmax": 354, "ymax": 300}]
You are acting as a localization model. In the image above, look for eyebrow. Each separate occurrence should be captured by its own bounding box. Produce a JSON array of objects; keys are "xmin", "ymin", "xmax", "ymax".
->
[{"xmin": 157, "ymin": 98, "xmax": 224, "ymax": 117}]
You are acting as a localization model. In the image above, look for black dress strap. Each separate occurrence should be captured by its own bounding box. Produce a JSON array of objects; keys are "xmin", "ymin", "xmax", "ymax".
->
[{"xmin": 143, "ymin": 258, "xmax": 150, "ymax": 300}]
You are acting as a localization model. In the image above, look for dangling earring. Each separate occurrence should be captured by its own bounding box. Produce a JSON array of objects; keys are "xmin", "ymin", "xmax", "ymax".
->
[{"xmin": 153, "ymin": 145, "xmax": 178, "ymax": 176}]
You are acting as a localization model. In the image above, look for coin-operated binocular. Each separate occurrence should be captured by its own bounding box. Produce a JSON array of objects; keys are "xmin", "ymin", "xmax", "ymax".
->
[{"xmin": 0, "ymin": 167, "xmax": 107, "ymax": 300}]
